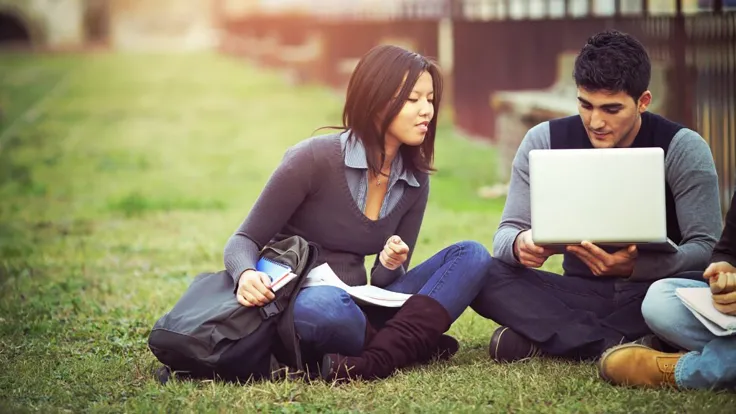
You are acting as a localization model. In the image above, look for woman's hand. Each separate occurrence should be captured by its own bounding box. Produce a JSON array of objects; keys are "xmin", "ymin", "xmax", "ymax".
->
[
  {"xmin": 379, "ymin": 235, "xmax": 409, "ymax": 270},
  {"xmin": 236, "ymin": 269, "xmax": 276, "ymax": 307}
]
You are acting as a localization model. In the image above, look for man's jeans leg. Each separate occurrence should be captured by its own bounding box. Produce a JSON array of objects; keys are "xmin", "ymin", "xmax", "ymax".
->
[
  {"xmin": 385, "ymin": 241, "xmax": 492, "ymax": 322},
  {"xmin": 293, "ymin": 286, "xmax": 366, "ymax": 356},
  {"xmin": 677, "ymin": 337, "xmax": 736, "ymax": 390},
  {"xmin": 642, "ymin": 277, "xmax": 736, "ymax": 390},
  {"xmin": 641, "ymin": 277, "xmax": 714, "ymax": 351},
  {"xmin": 470, "ymin": 258, "xmax": 653, "ymax": 360}
]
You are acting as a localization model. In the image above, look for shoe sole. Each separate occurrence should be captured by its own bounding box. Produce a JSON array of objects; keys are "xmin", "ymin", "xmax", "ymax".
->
[
  {"xmin": 320, "ymin": 354, "xmax": 333, "ymax": 380},
  {"xmin": 597, "ymin": 343, "xmax": 651, "ymax": 384},
  {"xmin": 489, "ymin": 327, "xmax": 509, "ymax": 362}
]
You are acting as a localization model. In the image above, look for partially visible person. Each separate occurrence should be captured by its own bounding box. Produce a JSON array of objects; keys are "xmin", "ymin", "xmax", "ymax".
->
[
  {"xmin": 599, "ymin": 189, "xmax": 736, "ymax": 390},
  {"xmin": 470, "ymin": 29, "xmax": 723, "ymax": 363},
  {"xmin": 223, "ymin": 44, "xmax": 492, "ymax": 381}
]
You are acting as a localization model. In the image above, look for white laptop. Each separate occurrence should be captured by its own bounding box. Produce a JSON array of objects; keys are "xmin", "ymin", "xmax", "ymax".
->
[{"xmin": 529, "ymin": 147, "xmax": 677, "ymax": 253}]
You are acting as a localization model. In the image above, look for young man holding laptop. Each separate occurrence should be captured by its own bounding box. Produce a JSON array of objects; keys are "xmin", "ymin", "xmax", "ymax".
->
[{"xmin": 471, "ymin": 30, "xmax": 723, "ymax": 362}]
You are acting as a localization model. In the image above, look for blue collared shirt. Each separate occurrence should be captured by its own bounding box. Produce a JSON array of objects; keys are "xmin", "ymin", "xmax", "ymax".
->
[{"xmin": 340, "ymin": 131, "xmax": 420, "ymax": 218}]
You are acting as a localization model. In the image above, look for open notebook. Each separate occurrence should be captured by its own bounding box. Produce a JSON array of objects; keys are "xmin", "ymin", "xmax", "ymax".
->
[
  {"xmin": 302, "ymin": 263, "xmax": 412, "ymax": 307},
  {"xmin": 676, "ymin": 287, "xmax": 736, "ymax": 337}
]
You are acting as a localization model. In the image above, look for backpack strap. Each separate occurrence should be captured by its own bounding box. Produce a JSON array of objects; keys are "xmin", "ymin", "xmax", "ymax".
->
[{"xmin": 275, "ymin": 242, "xmax": 320, "ymax": 371}]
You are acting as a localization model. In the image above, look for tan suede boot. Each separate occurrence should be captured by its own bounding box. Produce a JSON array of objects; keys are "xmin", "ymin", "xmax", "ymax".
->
[{"xmin": 598, "ymin": 344, "xmax": 684, "ymax": 388}]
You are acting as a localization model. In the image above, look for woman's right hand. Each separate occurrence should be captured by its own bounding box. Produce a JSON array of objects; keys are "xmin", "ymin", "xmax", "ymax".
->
[{"xmin": 236, "ymin": 269, "xmax": 276, "ymax": 307}]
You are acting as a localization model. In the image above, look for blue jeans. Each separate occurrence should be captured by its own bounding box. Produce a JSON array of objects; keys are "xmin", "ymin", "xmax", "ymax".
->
[
  {"xmin": 642, "ymin": 276, "xmax": 736, "ymax": 390},
  {"xmin": 293, "ymin": 241, "xmax": 492, "ymax": 356}
]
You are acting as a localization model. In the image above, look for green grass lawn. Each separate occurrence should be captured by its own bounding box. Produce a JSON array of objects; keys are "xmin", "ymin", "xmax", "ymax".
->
[{"xmin": 0, "ymin": 52, "xmax": 732, "ymax": 413}]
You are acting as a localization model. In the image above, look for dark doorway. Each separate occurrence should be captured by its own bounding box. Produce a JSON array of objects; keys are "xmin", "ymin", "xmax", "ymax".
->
[{"xmin": 0, "ymin": 12, "xmax": 31, "ymax": 46}]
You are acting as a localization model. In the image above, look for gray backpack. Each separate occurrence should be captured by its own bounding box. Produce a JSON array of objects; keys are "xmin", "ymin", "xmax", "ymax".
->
[{"xmin": 148, "ymin": 235, "xmax": 319, "ymax": 383}]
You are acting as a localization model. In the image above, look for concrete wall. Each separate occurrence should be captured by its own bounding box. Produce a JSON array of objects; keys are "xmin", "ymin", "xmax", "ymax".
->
[
  {"xmin": 219, "ymin": 0, "xmax": 262, "ymax": 17},
  {"xmin": 109, "ymin": 0, "xmax": 217, "ymax": 51}
]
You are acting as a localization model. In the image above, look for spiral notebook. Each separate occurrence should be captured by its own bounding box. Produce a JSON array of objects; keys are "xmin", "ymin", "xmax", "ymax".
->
[{"xmin": 256, "ymin": 257, "xmax": 297, "ymax": 292}]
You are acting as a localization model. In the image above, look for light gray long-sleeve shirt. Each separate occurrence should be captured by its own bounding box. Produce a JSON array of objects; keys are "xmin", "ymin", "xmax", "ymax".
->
[{"xmin": 493, "ymin": 120, "xmax": 723, "ymax": 281}]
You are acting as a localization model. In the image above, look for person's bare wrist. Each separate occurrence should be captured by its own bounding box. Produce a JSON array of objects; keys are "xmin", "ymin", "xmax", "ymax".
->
[{"xmin": 239, "ymin": 269, "xmax": 256, "ymax": 284}]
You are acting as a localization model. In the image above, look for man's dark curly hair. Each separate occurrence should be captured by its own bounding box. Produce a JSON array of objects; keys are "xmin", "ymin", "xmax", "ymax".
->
[{"xmin": 573, "ymin": 30, "xmax": 651, "ymax": 102}]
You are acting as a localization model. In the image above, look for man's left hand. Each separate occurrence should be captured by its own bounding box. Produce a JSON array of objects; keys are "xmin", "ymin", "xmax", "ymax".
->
[{"xmin": 567, "ymin": 241, "xmax": 638, "ymax": 277}]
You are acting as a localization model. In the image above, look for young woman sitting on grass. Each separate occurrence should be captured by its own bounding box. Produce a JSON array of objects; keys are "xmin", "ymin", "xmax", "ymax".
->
[{"xmin": 223, "ymin": 44, "xmax": 492, "ymax": 381}]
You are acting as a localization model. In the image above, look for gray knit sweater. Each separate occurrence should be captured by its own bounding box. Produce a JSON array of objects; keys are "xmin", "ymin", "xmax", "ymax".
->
[{"xmin": 223, "ymin": 133, "xmax": 430, "ymax": 287}]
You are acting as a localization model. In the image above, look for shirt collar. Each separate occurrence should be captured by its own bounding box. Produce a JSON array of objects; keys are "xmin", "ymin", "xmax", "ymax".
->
[{"xmin": 340, "ymin": 131, "xmax": 420, "ymax": 188}]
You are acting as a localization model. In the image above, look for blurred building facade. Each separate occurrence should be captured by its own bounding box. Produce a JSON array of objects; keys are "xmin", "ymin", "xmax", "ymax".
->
[
  {"xmin": 108, "ymin": 0, "xmax": 217, "ymax": 51},
  {"xmin": 231, "ymin": 0, "xmax": 712, "ymax": 17},
  {"xmin": 0, "ymin": 0, "xmax": 87, "ymax": 47},
  {"xmin": 0, "ymin": 0, "xmax": 220, "ymax": 50},
  {"xmin": 1, "ymin": 0, "xmax": 714, "ymax": 50}
]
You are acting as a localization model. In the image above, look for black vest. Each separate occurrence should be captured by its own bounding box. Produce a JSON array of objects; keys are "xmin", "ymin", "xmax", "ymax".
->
[{"xmin": 548, "ymin": 112, "xmax": 684, "ymax": 276}]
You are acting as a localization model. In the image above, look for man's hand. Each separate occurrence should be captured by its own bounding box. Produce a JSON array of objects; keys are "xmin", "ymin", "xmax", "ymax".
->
[
  {"xmin": 236, "ymin": 269, "xmax": 276, "ymax": 307},
  {"xmin": 566, "ymin": 241, "xmax": 637, "ymax": 277},
  {"xmin": 513, "ymin": 230, "xmax": 556, "ymax": 268},
  {"xmin": 704, "ymin": 261, "xmax": 736, "ymax": 280},
  {"xmin": 380, "ymin": 235, "xmax": 409, "ymax": 270}
]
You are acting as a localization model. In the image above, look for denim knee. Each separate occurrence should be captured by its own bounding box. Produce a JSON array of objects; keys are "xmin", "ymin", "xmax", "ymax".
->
[
  {"xmin": 641, "ymin": 279, "xmax": 680, "ymax": 335},
  {"xmin": 295, "ymin": 286, "xmax": 361, "ymax": 327},
  {"xmin": 294, "ymin": 286, "xmax": 365, "ymax": 353},
  {"xmin": 453, "ymin": 240, "xmax": 492, "ymax": 267}
]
